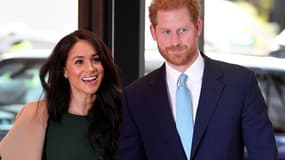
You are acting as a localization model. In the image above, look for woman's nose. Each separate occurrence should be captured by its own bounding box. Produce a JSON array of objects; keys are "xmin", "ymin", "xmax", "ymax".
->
[{"xmin": 86, "ymin": 62, "xmax": 96, "ymax": 71}]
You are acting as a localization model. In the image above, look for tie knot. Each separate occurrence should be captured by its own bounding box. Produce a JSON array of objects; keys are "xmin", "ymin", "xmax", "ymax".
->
[{"xmin": 178, "ymin": 73, "xmax": 188, "ymax": 87}]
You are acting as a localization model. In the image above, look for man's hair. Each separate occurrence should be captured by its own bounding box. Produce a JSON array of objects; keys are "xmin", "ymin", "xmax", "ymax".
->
[{"xmin": 149, "ymin": 0, "xmax": 201, "ymax": 26}]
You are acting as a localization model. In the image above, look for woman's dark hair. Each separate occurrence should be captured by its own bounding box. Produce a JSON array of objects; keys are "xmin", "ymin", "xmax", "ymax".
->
[{"xmin": 39, "ymin": 29, "xmax": 122, "ymax": 159}]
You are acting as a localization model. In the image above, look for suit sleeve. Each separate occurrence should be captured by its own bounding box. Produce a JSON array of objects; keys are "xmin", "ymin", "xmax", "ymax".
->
[
  {"xmin": 115, "ymin": 89, "xmax": 147, "ymax": 160},
  {"xmin": 242, "ymin": 72, "xmax": 278, "ymax": 160}
]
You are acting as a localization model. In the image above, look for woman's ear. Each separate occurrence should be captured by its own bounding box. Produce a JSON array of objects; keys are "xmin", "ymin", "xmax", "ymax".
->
[{"xmin": 64, "ymin": 68, "xmax": 68, "ymax": 78}]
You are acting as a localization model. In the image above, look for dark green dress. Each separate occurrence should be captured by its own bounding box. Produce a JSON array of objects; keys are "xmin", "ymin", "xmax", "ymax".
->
[{"xmin": 44, "ymin": 113, "xmax": 102, "ymax": 160}]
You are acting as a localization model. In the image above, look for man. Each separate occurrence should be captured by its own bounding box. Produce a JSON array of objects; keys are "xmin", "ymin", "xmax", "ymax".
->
[{"xmin": 116, "ymin": 0, "xmax": 278, "ymax": 159}]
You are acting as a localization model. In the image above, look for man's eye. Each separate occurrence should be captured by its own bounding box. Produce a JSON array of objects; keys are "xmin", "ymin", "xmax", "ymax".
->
[
  {"xmin": 179, "ymin": 28, "xmax": 188, "ymax": 33},
  {"xmin": 162, "ymin": 30, "xmax": 170, "ymax": 35}
]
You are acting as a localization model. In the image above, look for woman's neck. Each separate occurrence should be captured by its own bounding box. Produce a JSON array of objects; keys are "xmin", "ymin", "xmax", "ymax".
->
[{"xmin": 68, "ymin": 93, "xmax": 96, "ymax": 115}]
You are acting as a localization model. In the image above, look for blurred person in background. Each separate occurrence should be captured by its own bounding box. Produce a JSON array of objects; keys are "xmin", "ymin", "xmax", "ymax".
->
[{"xmin": 0, "ymin": 32, "xmax": 32, "ymax": 54}]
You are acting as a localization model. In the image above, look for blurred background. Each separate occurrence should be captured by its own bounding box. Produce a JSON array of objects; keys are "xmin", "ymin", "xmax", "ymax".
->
[
  {"xmin": 0, "ymin": 0, "xmax": 78, "ymax": 54},
  {"xmin": 0, "ymin": 0, "xmax": 285, "ymax": 158},
  {"xmin": 145, "ymin": 0, "xmax": 285, "ymax": 62}
]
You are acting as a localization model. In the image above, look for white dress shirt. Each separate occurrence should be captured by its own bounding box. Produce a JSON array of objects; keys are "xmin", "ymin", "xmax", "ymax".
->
[{"xmin": 165, "ymin": 51, "xmax": 205, "ymax": 122}]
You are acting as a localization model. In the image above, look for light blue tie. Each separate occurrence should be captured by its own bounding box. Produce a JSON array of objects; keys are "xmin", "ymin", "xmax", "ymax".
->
[{"xmin": 176, "ymin": 73, "xmax": 193, "ymax": 160}]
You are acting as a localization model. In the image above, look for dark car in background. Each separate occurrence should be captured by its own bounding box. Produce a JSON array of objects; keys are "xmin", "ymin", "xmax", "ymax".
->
[
  {"xmin": 0, "ymin": 49, "xmax": 50, "ymax": 140},
  {"xmin": 269, "ymin": 29, "xmax": 285, "ymax": 59}
]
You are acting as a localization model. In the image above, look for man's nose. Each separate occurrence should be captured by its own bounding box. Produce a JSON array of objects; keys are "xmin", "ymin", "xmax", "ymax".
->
[{"xmin": 171, "ymin": 33, "xmax": 182, "ymax": 46}]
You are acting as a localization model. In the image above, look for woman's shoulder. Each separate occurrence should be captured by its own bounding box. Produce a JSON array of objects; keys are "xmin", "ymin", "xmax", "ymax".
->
[
  {"xmin": 0, "ymin": 100, "xmax": 48, "ymax": 159},
  {"xmin": 16, "ymin": 99, "xmax": 48, "ymax": 121}
]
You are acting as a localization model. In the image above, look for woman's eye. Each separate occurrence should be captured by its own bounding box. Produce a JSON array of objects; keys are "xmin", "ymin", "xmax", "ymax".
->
[
  {"xmin": 75, "ymin": 59, "xmax": 83, "ymax": 64},
  {"xmin": 92, "ymin": 57, "xmax": 101, "ymax": 63}
]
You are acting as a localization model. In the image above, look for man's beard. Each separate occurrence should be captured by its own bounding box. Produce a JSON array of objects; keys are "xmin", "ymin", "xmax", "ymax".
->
[{"xmin": 158, "ymin": 44, "xmax": 195, "ymax": 66}]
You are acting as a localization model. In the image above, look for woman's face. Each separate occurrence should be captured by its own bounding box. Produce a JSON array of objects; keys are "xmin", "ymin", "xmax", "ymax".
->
[{"xmin": 64, "ymin": 40, "xmax": 104, "ymax": 96}]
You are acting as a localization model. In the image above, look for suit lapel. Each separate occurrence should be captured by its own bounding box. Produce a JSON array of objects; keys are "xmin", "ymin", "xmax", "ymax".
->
[{"xmin": 191, "ymin": 57, "xmax": 225, "ymax": 158}]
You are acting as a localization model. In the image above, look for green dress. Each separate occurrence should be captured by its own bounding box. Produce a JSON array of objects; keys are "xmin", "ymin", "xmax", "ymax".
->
[{"xmin": 44, "ymin": 113, "xmax": 102, "ymax": 160}]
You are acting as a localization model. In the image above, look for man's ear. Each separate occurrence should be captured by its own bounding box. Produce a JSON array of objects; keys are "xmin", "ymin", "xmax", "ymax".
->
[
  {"xmin": 150, "ymin": 24, "xmax": 157, "ymax": 41},
  {"xmin": 196, "ymin": 18, "xmax": 203, "ymax": 37}
]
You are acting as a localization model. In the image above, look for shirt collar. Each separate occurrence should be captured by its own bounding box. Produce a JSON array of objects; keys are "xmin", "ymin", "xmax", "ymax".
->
[{"xmin": 166, "ymin": 51, "xmax": 205, "ymax": 85}]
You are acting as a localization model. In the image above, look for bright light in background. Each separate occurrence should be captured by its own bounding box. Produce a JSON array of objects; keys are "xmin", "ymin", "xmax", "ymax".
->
[
  {"xmin": 0, "ymin": 0, "xmax": 78, "ymax": 53},
  {"xmin": 204, "ymin": 0, "xmax": 276, "ymax": 56},
  {"xmin": 144, "ymin": 0, "xmax": 165, "ymax": 73},
  {"xmin": 145, "ymin": 0, "xmax": 156, "ymax": 50}
]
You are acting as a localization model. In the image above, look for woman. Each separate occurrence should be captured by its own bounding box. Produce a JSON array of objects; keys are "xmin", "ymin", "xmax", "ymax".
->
[{"xmin": 0, "ymin": 29, "xmax": 122, "ymax": 160}]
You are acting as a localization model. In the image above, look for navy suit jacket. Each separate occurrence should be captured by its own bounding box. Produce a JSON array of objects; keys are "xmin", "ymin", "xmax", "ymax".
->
[{"xmin": 116, "ymin": 55, "xmax": 278, "ymax": 160}]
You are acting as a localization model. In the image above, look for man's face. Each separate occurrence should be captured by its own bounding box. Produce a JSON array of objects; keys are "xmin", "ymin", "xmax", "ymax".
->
[{"xmin": 150, "ymin": 7, "xmax": 202, "ymax": 72}]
